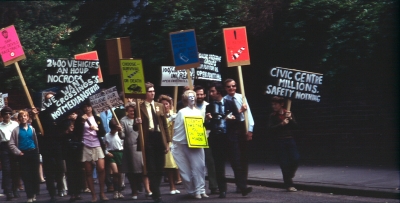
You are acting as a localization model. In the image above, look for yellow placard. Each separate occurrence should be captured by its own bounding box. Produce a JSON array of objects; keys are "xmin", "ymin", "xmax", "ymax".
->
[
  {"xmin": 184, "ymin": 116, "xmax": 209, "ymax": 148},
  {"xmin": 120, "ymin": 59, "xmax": 146, "ymax": 99}
]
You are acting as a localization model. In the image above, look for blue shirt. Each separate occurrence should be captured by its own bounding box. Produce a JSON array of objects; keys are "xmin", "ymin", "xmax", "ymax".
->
[{"xmin": 18, "ymin": 124, "xmax": 36, "ymax": 151}]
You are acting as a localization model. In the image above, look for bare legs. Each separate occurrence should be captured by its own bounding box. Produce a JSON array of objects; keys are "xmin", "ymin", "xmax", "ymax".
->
[{"xmin": 84, "ymin": 159, "xmax": 107, "ymax": 202}]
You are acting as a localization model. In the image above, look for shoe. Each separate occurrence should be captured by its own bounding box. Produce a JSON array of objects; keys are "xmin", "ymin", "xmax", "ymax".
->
[
  {"xmin": 13, "ymin": 190, "xmax": 20, "ymax": 198},
  {"xmin": 118, "ymin": 192, "xmax": 124, "ymax": 199},
  {"xmin": 174, "ymin": 190, "xmax": 180, "ymax": 194},
  {"xmin": 84, "ymin": 188, "xmax": 91, "ymax": 193},
  {"xmin": 113, "ymin": 192, "xmax": 119, "ymax": 199},
  {"xmin": 99, "ymin": 194, "xmax": 109, "ymax": 201},
  {"xmin": 201, "ymin": 193, "xmax": 209, "ymax": 198},
  {"xmin": 210, "ymin": 188, "xmax": 219, "ymax": 195},
  {"xmin": 59, "ymin": 190, "xmax": 65, "ymax": 197},
  {"xmin": 287, "ymin": 187, "xmax": 297, "ymax": 192},
  {"xmin": 33, "ymin": 194, "xmax": 36, "ymax": 201},
  {"xmin": 241, "ymin": 187, "xmax": 253, "ymax": 196},
  {"xmin": 132, "ymin": 195, "xmax": 138, "ymax": 199},
  {"xmin": 194, "ymin": 194, "xmax": 201, "ymax": 199},
  {"xmin": 175, "ymin": 181, "xmax": 182, "ymax": 185},
  {"xmin": 27, "ymin": 198, "xmax": 33, "ymax": 202},
  {"xmin": 145, "ymin": 192, "xmax": 152, "ymax": 197},
  {"xmin": 170, "ymin": 190, "xmax": 176, "ymax": 195},
  {"xmin": 40, "ymin": 179, "xmax": 46, "ymax": 184},
  {"xmin": 218, "ymin": 192, "xmax": 226, "ymax": 198}
]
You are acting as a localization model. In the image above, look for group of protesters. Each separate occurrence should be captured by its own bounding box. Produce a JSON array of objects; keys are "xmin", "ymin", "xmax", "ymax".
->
[{"xmin": 0, "ymin": 78, "xmax": 300, "ymax": 203}]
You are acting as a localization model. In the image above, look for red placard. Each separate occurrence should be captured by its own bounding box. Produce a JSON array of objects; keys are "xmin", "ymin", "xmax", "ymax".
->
[
  {"xmin": 75, "ymin": 51, "xmax": 103, "ymax": 83},
  {"xmin": 223, "ymin": 26, "xmax": 250, "ymax": 67},
  {"xmin": 0, "ymin": 25, "xmax": 26, "ymax": 66}
]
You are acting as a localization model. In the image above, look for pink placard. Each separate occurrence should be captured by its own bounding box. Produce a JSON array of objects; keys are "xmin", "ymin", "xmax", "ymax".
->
[{"xmin": 0, "ymin": 25, "xmax": 26, "ymax": 66}]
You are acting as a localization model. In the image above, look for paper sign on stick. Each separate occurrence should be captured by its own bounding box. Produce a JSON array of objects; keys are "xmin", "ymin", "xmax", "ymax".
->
[
  {"xmin": 223, "ymin": 26, "xmax": 250, "ymax": 67},
  {"xmin": 184, "ymin": 116, "xmax": 209, "ymax": 148},
  {"xmin": 160, "ymin": 66, "xmax": 195, "ymax": 86},
  {"xmin": 196, "ymin": 53, "xmax": 222, "ymax": 81},
  {"xmin": 265, "ymin": 67, "xmax": 323, "ymax": 102},
  {"xmin": 75, "ymin": 51, "xmax": 103, "ymax": 83},
  {"xmin": 169, "ymin": 29, "xmax": 200, "ymax": 70},
  {"xmin": 0, "ymin": 93, "xmax": 4, "ymax": 109},
  {"xmin": 120, "ymin": 59, "xmax": 146, "ymax": 99},
  {"xmin": 46, "ymin": 58, "xmax": 99, "ymax": 84},
  {"xmin": 89, "ymin": 86, "xmax": 124, "ymax": 114},
  {"xmin": 0, "ymin": 25, "xmax": 26, "ymax": 66}
]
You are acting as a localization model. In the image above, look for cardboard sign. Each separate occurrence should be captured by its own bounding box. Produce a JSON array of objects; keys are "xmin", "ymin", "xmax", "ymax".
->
[
  {"xmin": 196, "ymin": 53, "xmax": 222, "ymax": 81},
  {"xmin": 75, "ymin": 51, "xmax": 103, "ymax": 83},
  {"xmin": 184, "ymin": 116, "xmax": 209, "ymax": 148},
  {"xmin": 106, "ymin": 37, "xmax": 132, "ymax": 75},
  {"xmin": 0, "ymin": 25, "xmax": 26, "ymax": 66},
  {"xmin": 0, "ymin": 93, "xmax": 6, "ymax": 109},
  {"xmin": 46, "ymin": 58, "xmax": 99, "ymax": 84},
  {"xmin": 42, "ymin": 76, "xmax": 100, "ymax": 121},
  {"xmin": 223, "ymin": 26, "xmax": 250, "ymax": 67},
  {"xmin": 265, "ymin": 67, "xmax": 323, "ymax": 102},
  {"xmin": 160, "ymin": 66, "xmax": 195, "ymax": 86},
  {"xmin": 169, "ymin": 29, "xmax": 200, "ymax": 70},
  {"xmin": 120, "ymin": 59, "xmax": 146, "ymax": 99},
  {"xmin": 89, "ymin": 86, "xmax": 124, "ymax": 114}
]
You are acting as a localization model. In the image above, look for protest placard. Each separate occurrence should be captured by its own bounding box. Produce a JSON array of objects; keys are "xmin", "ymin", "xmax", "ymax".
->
[
  {"xmin": 120, "ymin": 59, "xmax": 146, "ymax": 99},
  {"xmin": 0, "ymin": 93, "xmax": 4, "ymax": 109},
  {"xmin": 184, "ymin": 116, "xmax": 209, "ymax": 148},
  {"xmin": 160, "ymin": 66, "xmax": 195, "ymax": 86},
  {"xmin": 0, "ymin": 25, "xmax": 26, "ymax": 66},
  {"xmin": 223, "ymin": 26, "xmax": 250, "ymax": 67},
  {"xmin": 89, "ymin": 86, "xmax": 124, "ymax": 114},
  {"xmin": 75, "ymin": 51, "xmax": 103, "ymax": 83},
  {"xmin": 169, "ymin": 29, "xmax": 200, "ymax": 70},
  {"xmin": 46, "ymin": 58, "xmax": 99, "ymax": 84},
  {"xmin": 265, "ymin": 67, "xmax": 323, "ymax": 102},
  {"xmin": 196, "ymin": 53, "xmax": 222, "ymax": 81},
  {"xmin": 42, "ymin": 75, "xmax": 100, "ymax": 121}
]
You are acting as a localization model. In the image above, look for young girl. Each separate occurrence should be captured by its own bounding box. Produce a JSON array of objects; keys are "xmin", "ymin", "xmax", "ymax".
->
[{"xmin": 104, "ymin": 119, "xmax": 124, "ymax": 199}]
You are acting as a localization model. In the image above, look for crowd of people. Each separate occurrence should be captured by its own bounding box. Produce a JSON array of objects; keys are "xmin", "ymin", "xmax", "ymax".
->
[{"xmin": 0, "ymin": 78, "xmax": 300, "ymax": 203}]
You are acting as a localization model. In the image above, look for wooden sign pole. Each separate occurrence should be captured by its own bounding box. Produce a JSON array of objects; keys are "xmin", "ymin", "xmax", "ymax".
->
[
  {"xmin": 186, "ymin": 69, "xmax": 193, "ymax": 90},
  {"xmin": 109, "ymin": 107, "xmax": 121, "ymax": 126},
  {"xmin": 237, "ymin": 65, "xmax": 248, "ymax": 133},
  {"xmin": 173, "ymin": 86, "xmax": 178, "ymax": 112},
  {"xmin": 15, "ymin": 62, "xmax": 44, "ymax": 135},
  {"xmin": 136, "ymin": 98, "xmax": 147, "ymax": 175},
  {"xmin": 286, "ymin": 99, "xmax": 292, "ymax": 111}
]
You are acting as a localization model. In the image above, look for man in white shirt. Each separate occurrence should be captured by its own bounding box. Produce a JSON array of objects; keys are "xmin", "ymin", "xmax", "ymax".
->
[
  {"xmin": 0, "ymin": 106, "xmax": 20, "ymax": 200},
  {"xmin": 223, "ymin": 78, "xmax": 255, "ymax": 193},
  {"xmin": 194, "ymin": 85, "xmax": 218, "ymax": 195}
]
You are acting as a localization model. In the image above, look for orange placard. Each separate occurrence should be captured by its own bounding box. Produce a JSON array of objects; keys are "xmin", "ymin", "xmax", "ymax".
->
[
  {"xmin": 223, "ymin": 26, "xmax": 250, "ymax": 67},
  {"xmin": 75, "ymin": 51, "xmax": 103, "ymax": 83}
]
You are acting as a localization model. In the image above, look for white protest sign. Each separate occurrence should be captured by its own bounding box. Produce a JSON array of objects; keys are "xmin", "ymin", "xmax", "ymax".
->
[
  {"xmin": 89, "ymin": 86, "xmax": 124, "ymax": 114},
  {"xmin": 196, "ymin": 53, "xmax": 222, "ymax": 81},
  {"xmin": 0, "ymin": 93, "xmax": 3, "ymax": 109},
  {"xmin": 160, "ymin": 66, "xmax": 195, "ymax": 86}
]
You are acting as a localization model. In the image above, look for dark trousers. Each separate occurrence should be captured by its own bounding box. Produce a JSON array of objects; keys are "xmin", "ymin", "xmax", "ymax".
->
[
  {"xmin": 209, "ymin": 132, "xmax": 247, "ymax": 192},
  {"xmin": 65, "ymin": 158, "xmax": 82, "ymax": 196},
  {"xmin": 277, "ymin": 138, "xmax": 300, "ymax": 187},
  {"xmin": 204, "ymin": 147, "xmax": 218, "ymax": 190},
  {"xmin": 145, "ymin": 131, "xmax": 165, "ymax": 200},
  {"xmin": 236, "ymin": 122, "xmax": 249, "ymax": 189},
  {"xmin": 18, "ymin": 148, "xmax": 40, "ymax": 199},
  {"xmin": 0, "ymin": 142, "xmax": 19, "ymax": 194},
  {"xmin": 42, "ymin": 152, "xmax": 64, "ymax": 197}
]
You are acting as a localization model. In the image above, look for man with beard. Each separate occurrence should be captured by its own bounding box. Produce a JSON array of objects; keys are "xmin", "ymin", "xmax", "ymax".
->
[{"xmin": 194, "ymin": 85, "xmax": 218, "ymax": 195}]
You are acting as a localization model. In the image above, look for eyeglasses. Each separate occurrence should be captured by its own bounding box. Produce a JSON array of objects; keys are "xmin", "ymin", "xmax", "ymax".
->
[{"xmin": 226, "ymin": 85, "xmax": 236, "ymax": 88}]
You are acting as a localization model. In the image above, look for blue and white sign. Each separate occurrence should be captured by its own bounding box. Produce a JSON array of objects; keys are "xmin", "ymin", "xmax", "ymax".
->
[{"xmin": 169, "ymin": 29, "xmax": 200, "ymax": 70}]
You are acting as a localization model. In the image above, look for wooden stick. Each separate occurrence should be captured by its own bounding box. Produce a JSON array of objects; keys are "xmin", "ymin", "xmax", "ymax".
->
[
  {"xmin": 136, "ymin": 98, "xmax": 147, "ymax": 175},
  {"xmin": 109, "ymin": 107, "xmax": 121, "ymax": 126},
  {"xmin": 173, "ymin": 86, "xmax": 178, "ymax": 112},
  {"xmin": 186, "ymin": 69, "xmax": 193, "ymax": 90},
  {"xmin": 237, "ymin": 65, "xmax": 248, "ymax": 132},
  {"xmin": 286, "ymin": 99, "xmax": 292, "ymax": 111},
  {"xmin": 15, "ymin": 62, "xmax": 44, "ymax": 135}
]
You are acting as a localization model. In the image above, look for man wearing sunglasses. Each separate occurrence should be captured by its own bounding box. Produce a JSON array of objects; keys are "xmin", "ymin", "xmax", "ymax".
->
[
  {"xmin": 223, "ymin": 78, "xmax": 254, "ymax": 193},
  {"xmin": 0, "ymin": 106, "xmax": 20, "ymax": 200}
]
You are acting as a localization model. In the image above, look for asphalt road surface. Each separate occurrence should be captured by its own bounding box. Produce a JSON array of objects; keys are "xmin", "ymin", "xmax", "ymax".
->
[{"xmin": 3, "ymin": 180, "xmax": 398, "ymax": 203}]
